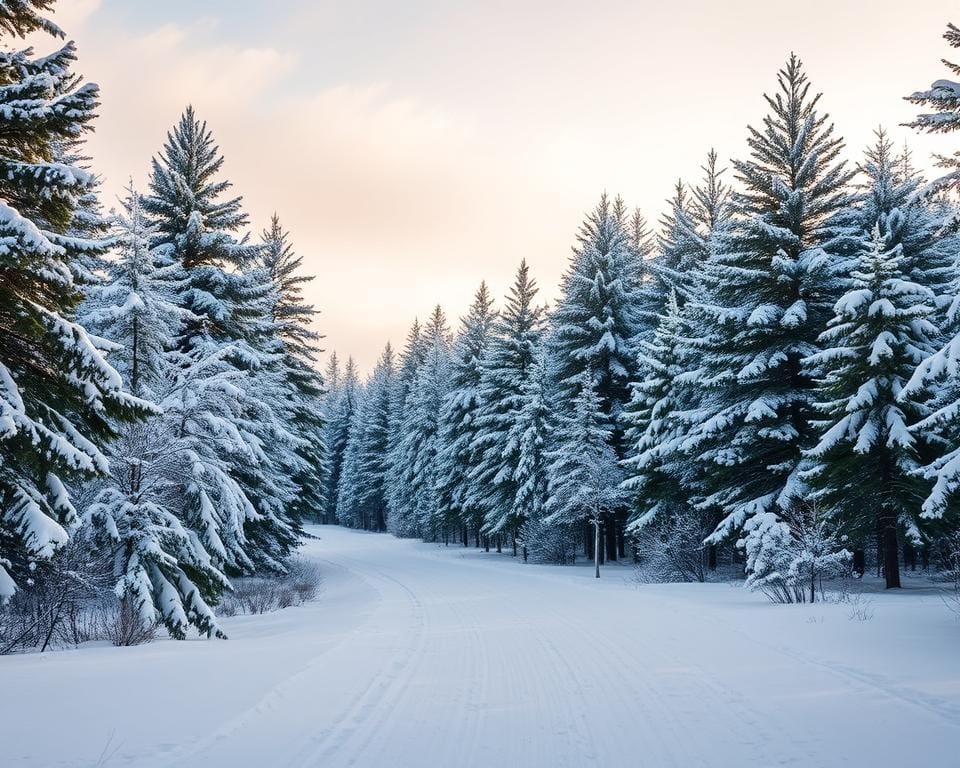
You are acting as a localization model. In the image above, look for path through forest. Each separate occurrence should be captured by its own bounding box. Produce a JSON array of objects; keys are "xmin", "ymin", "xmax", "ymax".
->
[{"xmin": 2, "ymin": 525, "xmax": 959, "ymax": 767}]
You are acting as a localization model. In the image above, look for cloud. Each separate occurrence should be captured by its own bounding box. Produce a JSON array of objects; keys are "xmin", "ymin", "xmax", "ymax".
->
[{"xmin": 51, "ymin": 0, "xmax": 102, "ymax": 30}]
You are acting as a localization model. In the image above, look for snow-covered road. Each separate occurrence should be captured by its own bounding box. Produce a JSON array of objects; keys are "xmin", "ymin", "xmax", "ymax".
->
[{"xmin": 3, "ymin": 525, "xmax": 960, "ymax": 767}]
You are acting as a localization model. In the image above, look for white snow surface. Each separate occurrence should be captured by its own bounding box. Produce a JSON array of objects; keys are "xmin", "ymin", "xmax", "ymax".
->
[{"xmin": 2, "ymin": 525, "xmax": 959, "ymax": 767}]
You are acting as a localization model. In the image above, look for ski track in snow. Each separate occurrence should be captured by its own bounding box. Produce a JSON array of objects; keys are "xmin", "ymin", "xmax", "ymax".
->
[{"xmin": 2, "ymin": 524, "xmax": 959, "ymax": 768}]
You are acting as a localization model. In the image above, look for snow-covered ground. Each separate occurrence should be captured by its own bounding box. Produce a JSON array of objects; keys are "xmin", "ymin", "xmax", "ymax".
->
[{"xmin": 2, "ymin": 525, "xmax": 959, "ymax": 767}]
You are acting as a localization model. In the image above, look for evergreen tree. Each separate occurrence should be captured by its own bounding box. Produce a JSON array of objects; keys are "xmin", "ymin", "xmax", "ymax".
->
[
  {"xmin": 679, "ymin": 56, "xmax": 854, "ymax": 562},
  {"xmin": 0, "ymin": 8, "xmax": 149, "ymax": 599},
  {"xmin": 338, "ymin": 344, "xmax": 394, "ymax": 531},
  {"xmin": 550, "ymin": 193, "xmax": 642, "ymax": 419},
  {"xmin": 903, "ymin": 21, "xmax": 960, "ymax": 234},
  {"xmin": 335, "ymin": 385, "xmax": 367, "ymax": 529},
  {"xmin": 470, "ymin": 261, "xmax": 545, "ymax": 539},
  {"xmin": 143, "ymin": 107, "xmax": 297, "ymax": 576},
  {"xmin": 548, "ymin": 193, "xmax": 643, "ymax": 558},
  {"xmin": 385, "ymin": 320, "xmax": 427, "ymax": 529},
  {"xmin": 622, "ymin": 291, "xmax": 692, "ymax": 532},
  {"xmin": 543, "ymin": 374, "xmax": 626, "ymax": 578},
  {"xmin": 805, "ymin": 224, "xmax": 939, "ymax": 589},
  {"xmin": 391, "ymin": 306, "xmax": 450, "ymax": 538},
  {"xmin": 81, "ymin": 187, "xmax": 226, "ymax": 637},
  {"xmin": 510, "ymin": 353, "xmax": 552, "ymax": 556},
  {"xmin": 259, "ymin": 216, "xmax": 327, "ymax": 524},
  {"xmin": 902, "ymin": 29, "xmax": 960, "ymax": 541},
  {"xmin": 436, "ymin": 282, "xmax": 496, "ymax": 541},
  {"xmin": 325, "ymin": 356, "xmax": 359, "ymax": 524}
]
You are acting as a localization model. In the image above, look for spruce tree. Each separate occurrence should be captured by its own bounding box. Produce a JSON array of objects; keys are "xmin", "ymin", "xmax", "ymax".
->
[
  {"xmin": 143, "ymin": 106, "xmax": 296, "ymax": 576},
  {"xmin": 342, "ymin": 344, "xmax": 394, "ymax": 531},
  {"xmin": 902, "ymin": 27, "xmax": 960, "ymax": 537},
  {"xmin": 510, "ymin": 353, "xmax": 552, "ymax": 556},
  {"xmin": 385, "ymin": 320, "xmax": 427, "ymax": 530},
  {"xmin": 325, "ymin": 356, "xmax": 359, "ymax": 524},
  {"xmin": 622, "ymin": 291, "xmax": 692, "ymax": 531},
  {"xmin": 436, "ymin": 282, "xmax": 496, "ymax": 542},
  {"xmin": 470, "ymin": 261, "xmax": 545, "ymax": 539},
  {"xmin": 544, "ymin": 374, "xmax": 626, "ymax": 578},
  {"xmin": 0, "ymin": 7, "xmax": 149, "ymax": 599},
  {"xmin": 81, "ymin": 187, "xmax": 226, "ymax": 637},
  {"xmin": 391, "ymin": 306, "xmax": 450, "ymax": 539},
  {"xmin": 805, "ymin": 222, "xmax": 940, "ymax": 589},
  {"xmin": 679, "ymin": 56, "xmax": 854, "ymax": 561},
  {"xmin": 260, "ymin": 216, "xmax": 327, "ymax": 524},
  {"xmin": 547, "ymin": 193, "xmax": 643, "ymax": 558}
]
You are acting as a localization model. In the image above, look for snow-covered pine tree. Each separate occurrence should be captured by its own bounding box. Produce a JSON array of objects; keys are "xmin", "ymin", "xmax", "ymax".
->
[
  {"xmin": 391, "ymin": 306, "xmax": 451, "ymax": 539},
  {"xmin": 338, "ymin": 344, "xmax": 394, "ymax": 531},
  {"xmin": 907, "ymin": 21, "xmax": 960, "ymax": 130},
  {"xmin": 682, "ymin": 150, "xmax": 733, "ymax": 300},
  {"xmin": 143, "ymin": 106, "xmax": 298, "ymax": 577},
  {"xmin": 470, "ymin": 261, "xmax": 546, "ymax": 541},
  {"xmin": 805, "ymin": 220, "xmax": 941, "ymax": 589},
  {"xmin": 385, "ymin": 319, "xmax": 427, "ymax": 531},
  {"xmin": 622, "ymin": 291, "xmax": 695, "ymax": 533},
  {"xmin": 901, "ymin": 29, "xmax": 960, "ymax": 542},
  {"xmin": 320, "ymin": 351, "xmax": 343, "ymax": 523},
  {"xmin": 436, "ymin": 282, "xmax": 496, "ymax": 545},
  {"xmin": 81, "ymin": 186, "xmax": 226, "ymax": 637},
  {"xmin": 543, "ymin": 373, "xmax": 626, "ymax": 577},
  {"xmin": 325, "ymin": 356, "xmax": 359, "ymax": 524},
  {"xmin": 259, "ymin": 215, "xmax": 326, "ymax": 524},
  {"xmin": 510, "ymin": 353, "xmax": 552, "ymax": 558},
  {"xmin": 225, "ymin": 259, "xmax": 304, "ymax": 571},
  {"xmin": 679, "ymin": 55, "xmax": 854, "ymax": 565},
  {"xmin": 0, "ymin": 7, "xmax": 150, "ymax": 600},
  {"xmin": 335, "ymin": 383, "xmax": 367, "ymax": 529},
  {"xmin": 547, "ymin": 193, "xmax": 643, "ymax": 559},
  {"xmin": 626, "ymin": 206, "xmax": 659, "ymax": 339},
  {"xmin": 654, "ymin": 181, "xmax": 698, "ymax": 301}
]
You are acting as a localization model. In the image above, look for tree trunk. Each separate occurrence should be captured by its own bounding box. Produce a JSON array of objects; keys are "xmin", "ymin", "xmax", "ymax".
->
[
  {"xmin": 852, "ymin": 547, "xmax": 865, "ymax": 577},
  {"xmin": 496, "ymin": 534, "xmax": 501, "ymax": 554},
  {"xmin": 904, "ymin": 543, "xmax": 916, "ymax": 571},
  {"xmin": 707, "ymin": 544, "xmax": 717, "ymax": 571},
  {"xmin": 584, "ymin": 520, "xmax": 592, "ymax": 559},
  {"xmin": 616, "ymin": 512, "xmax": 626, "ymax": 558},
  {"xmin": 605, "ymin": 516, "xmax": 617, "ymax": 562},
  {"xmin": 594, "ymin": 517, "xmax": 600, "ymax": 579},
  {"xmin": 880, "ymin": 509, "xmax": 901, "ymax": 589}
]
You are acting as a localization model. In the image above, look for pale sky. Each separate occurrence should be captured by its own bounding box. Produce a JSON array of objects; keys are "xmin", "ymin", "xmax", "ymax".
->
[{"xmin": 48, "ymin": 0, "xmax": 959, "ymax": 373}]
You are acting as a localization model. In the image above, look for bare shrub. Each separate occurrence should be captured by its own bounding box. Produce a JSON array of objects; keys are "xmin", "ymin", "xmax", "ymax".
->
[
  {"xmin": 0, "ymin": 538, "xmax": 112, "ymax": 654},
  {"xmin": 218, "ymin": 558, "xmax": 322, "ymax": 617},
  {"xmin": 101, "ymin": 597, "xmax": 158, "ymax": 647},
  {"xmin": 285, "ymin": 557, "xmax": 322, "ymax": 603},
  {"xmin": 939, "ymin": 530, "xmax": 960, "ymax": 618},
  {"xmin": 632, "ymin": 514, "xmax": 712, "ymax": 583},
  {"xmin": 846, "ymin": 592, "xmax": 875, "ymax": 622},
  {"xmin": 519, "ymin": 518, "xmax": 577, "ymax": 565}
]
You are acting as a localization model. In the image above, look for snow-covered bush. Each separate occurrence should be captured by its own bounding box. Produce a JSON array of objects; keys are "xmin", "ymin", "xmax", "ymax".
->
[
  {"xmin": 745, "ymin": 502, "xmax": 852, "ymax": 604},
  {"xmin": 632, "ymin": 514, "xmax": 711, "ymax": 583},
  {"xmin": 101, "ymin": 597, "xmax": 158, "ymax": 647},
  {"xmin": 520, "ymin": 517, "xmax": 577, "ymax": 565},
  {"xmin": 218, "ymin": 558, "xmax": 322, "ymax": 616},
  {"xmin": 0, "ymin": 538, "xmax": 112, "ymax": 654},
  {"xmin": 939, "ymin": 531, "xmax": 960, "ymax": 617}
]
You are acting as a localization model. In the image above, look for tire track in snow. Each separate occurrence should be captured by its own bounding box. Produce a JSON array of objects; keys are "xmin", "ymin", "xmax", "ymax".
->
[
  {"xmin": 287, "ymin": 557, "xmax": 429, "ymax": 768},
  {"xmin": 157, "ymin": 558, "xmax": 381, "ymax": 768}
]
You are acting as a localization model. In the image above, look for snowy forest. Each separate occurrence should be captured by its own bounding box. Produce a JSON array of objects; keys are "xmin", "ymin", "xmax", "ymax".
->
[{"xmin": 3, "ymin": 0, "xmax": 960, "ymax": 661}]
